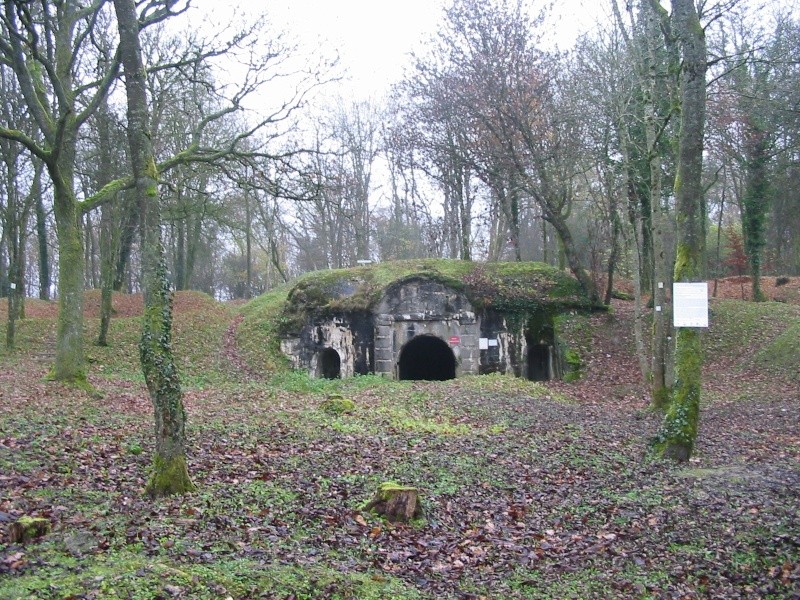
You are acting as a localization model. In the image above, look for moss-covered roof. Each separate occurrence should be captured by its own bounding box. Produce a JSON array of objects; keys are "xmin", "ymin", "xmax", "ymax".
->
[{"xmin": 282, "ymin": 259, "xmax": 598, "ymax": 319}]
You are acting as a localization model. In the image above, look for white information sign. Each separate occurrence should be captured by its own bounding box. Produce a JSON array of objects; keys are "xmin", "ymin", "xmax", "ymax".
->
[
  {"xmin": 488, "ymin": 339, "xmax": 498, "ymax": 347},
  {"xmin": 673, "ymin": 282, "xmax": 709, "ymax": 328},
  {"xmin": 479, "ymin": 338, "xmax": 489, "ymax": 350}
]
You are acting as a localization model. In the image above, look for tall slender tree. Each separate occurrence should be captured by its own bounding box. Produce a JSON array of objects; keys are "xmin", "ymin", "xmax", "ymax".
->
[
  {"xmin": 113, "ymin": 0, "xmax": 194, "ymax": 497},
  {"xmin": 653, "ymin": 0, "xmax": 708, "ymax": 461}
]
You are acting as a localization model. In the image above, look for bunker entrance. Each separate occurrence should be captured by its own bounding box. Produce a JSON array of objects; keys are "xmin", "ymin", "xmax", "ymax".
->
[
  {"xmin": 528, "ymin": 344, "xmax": 551, "ymax": 381},
  {"xmin": 398, "ymin": 335, "xmax": 456, "ymax": 381},
  {"xmin": 319, "ymin": 348, "xmax": 341, "ymax": 379}
]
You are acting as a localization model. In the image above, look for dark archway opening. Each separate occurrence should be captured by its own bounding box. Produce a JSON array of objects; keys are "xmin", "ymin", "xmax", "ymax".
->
[
  {"xmin": 398, "ymin": 335, "xmax": 456, "ymax": 381},
  {"xmin": 319, "ymin": 348, "xmax": 341, "ymax": 379},
  {"xmin": 528, "ymin": 344, "xmax": 551, "ymax": 381}
]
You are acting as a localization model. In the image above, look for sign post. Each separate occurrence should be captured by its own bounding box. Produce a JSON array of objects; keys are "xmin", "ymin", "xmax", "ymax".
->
[{"xmin": 673, "ymin": 282, "xmax": 709, "ymax": 328}]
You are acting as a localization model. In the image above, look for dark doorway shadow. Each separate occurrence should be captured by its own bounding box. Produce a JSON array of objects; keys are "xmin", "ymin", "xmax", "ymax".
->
[
  {"xmin": 319, "ymin": 348, "xmax": 341, "ymax": 379},
  {"xmin": 398, "ymin": 335, "xmax": 456, "ymax": 381},
  {"xmin": 527, "ymin": 344, "xmax": 550, "ymax": 381}
]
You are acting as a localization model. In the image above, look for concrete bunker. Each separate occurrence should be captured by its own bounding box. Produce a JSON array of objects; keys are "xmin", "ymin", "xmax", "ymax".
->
[
  {"xmin": 277, "ymin": 260, "xmax": 600, "ymax": 382},
  {"xmin": 398, "ymin": 335, "xmax": 456, "ymax": 381}
]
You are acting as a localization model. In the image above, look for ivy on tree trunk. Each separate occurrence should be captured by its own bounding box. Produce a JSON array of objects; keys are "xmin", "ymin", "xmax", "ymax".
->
[{"xmin": 114, "ymin": 0, "xmax": 195, "ymax": 497}]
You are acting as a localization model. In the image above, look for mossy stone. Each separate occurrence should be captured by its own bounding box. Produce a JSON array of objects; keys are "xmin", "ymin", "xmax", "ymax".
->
[{"xmin": 320, "ymin": 395, "xmax": 356, "ymax": 415}]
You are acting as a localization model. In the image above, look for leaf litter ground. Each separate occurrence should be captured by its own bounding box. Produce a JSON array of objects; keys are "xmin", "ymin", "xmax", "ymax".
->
[{"xmin": 1, "ymin": 284, "xmax": 799, "ymax": 599}]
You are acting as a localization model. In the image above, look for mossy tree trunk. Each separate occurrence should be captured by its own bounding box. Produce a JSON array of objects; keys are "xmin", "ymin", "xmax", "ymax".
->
[
  {"xmin": 742, "ymin": 119, "xmax": 770, "ymax": 303},
  {"xmin": 0, "ymin": 0, "xmax": 122, "ymax": 386},
  {"xmin": 35, "ymin": 179, "xmax": 51, "ymax": 301},
  {"xmin": 96, "ymin": 97, "xmax": 121, "ymax": 347},
  {"xmin": 114, "ymin": 0, "xmax": 195, "ymax": 497},
  {"xmin": 51, "ymin": 147, "xmax": 88, "ymax": 385},
  {"xmin": 653, "ymin": 0, "xmax": 707, "ymax": 462}
]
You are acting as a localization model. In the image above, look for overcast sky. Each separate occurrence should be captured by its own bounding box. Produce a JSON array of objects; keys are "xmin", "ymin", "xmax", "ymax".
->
[{"xmin": 191, "ymin": 0, "xmax": 608, "ymax": 99}]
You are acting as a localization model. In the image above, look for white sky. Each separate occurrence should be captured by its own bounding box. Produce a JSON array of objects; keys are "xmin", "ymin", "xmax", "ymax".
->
[{"xmin": 191, "ymin": 0, "xmax": 608, "ymax": 100}]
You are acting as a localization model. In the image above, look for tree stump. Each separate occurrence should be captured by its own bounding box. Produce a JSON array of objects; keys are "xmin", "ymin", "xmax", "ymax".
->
[
  {"xmin": 363, "ymin": 482, "xmax": 422, "ymax": 523},
  {"xmin": 8, "ymin": 516, "xmax": 51, "ymax": 544}
]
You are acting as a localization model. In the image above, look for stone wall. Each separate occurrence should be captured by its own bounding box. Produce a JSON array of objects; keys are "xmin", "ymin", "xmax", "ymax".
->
[
  {"xmin": 374, "ymin": 278, "xmax": 479, "ymax": 377},
  {"xmin": 280, "ymin": 311, "xmax": 373, "ymax": 378}
]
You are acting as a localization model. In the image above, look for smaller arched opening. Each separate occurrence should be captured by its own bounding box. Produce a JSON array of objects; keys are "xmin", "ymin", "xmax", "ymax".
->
[
  {"xmin": 398, "ymin": 335, "xmax": 456, "ymax": 381},
  {"xmin": 318, "ymin": 348, "xmax": 341, "ymax": 379},
  {"xmin": 527, "ymin": 344, "xmax": 551, "ymax": 381}
]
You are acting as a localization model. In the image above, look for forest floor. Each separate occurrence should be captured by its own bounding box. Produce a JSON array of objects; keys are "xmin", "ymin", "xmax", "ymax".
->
[{"xmin": 0, "ymin": 277, "xmax": 798, "ymax": 599}]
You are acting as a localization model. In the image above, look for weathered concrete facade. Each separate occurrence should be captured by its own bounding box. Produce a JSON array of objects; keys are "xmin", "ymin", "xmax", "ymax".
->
[
  {"xmin": 374, "ymin": 278, "xmax": 479, "ymax": 377},
  {"xmin": 281, "ymin": 276, "xmax": 566, "ymax": 381}
]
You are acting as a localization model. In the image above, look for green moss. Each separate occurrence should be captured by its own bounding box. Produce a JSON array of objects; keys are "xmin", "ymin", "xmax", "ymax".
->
[
  {"xmin": 651, "ymin": 328, "xmax": 702, "ymax": 461},
  {"xmin": 320, "ymin": 395, "xmax": 356, "ymax": 415},
  {"xmin": 652, "ymin": 386, "xmax": 672, "ymax": 412},
  {"xmin": 145, "ymin": 453, "xmax": 196, "ymax": 498},
  {"xmin": 374, "ymin": 481, "xmax": 417, "ymax": 498},
  {"xmin": 281, "ymin": 259, "xmax": 595, "ymax": 317},
  {"xmin": 10, "ymin": 516, "xmax": 51, "ymax": 543},
  {"xmin": 362, "ymin": 481, "xmax": 423, "ymax": 522},
  {"xmin": 562, "ymin": 349, "xmax": 582, "ymax": 382},
  {"xmin": 44, "ymin": 368, "xmax": 94, "ymax": 394}
]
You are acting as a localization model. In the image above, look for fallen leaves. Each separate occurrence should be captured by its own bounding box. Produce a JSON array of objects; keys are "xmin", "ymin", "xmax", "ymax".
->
[{"xmin": 1, "ymin": 291, "xmax": 799, "ymax": 598}]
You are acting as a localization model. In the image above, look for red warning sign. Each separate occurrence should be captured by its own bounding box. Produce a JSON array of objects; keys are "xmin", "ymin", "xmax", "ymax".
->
[{"xmin": 449, "ymin": 336, "xmax": 460, "ymax": 345}]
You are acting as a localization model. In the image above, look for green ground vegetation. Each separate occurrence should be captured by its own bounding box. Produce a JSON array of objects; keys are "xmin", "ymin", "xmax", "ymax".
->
[{"xmin": 0, "ymin": 288, "xmax": 797, "ymax": 598}]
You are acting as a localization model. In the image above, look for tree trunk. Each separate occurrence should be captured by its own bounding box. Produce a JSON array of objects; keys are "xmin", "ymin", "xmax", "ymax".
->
[
  {"xmin": 97, "ymin": 202, "xmax": 114, "ymax": 347},
  {"xmin": 5, "ymin": 187, "xmax": 19, "ymax": 350},
  {"xmin": 364, "ymin": 482, "xmax": 422, "ymax": 523},
  {"xmin": 113, "ymin": 195, "xmax": 138, "ymax": 292},
  {"xmin": 244, "ymin": 192, "xmax": 252, "ymax": 299},
  {"xmin": 620, "ymin": 125, "xmax": 651, "ymax": 381},
  {"xmin": 643, "ymin": 0, "xmax": 676, "ymax": 409},
  {"xmin": 650, "ymin": 202, "xmax": 673, "ymax": 409},
  {"xmin": 604, "ymin": 194, "xmax": 621, "ymax": 305},
  {"xmin": 51, "ymin": 180, "xmax": 87, "ymax": 385},
  {"xmin": 547, "ymin": 211, "xmax": 599, "ymax": 304},
  {"xmin": 114, "ymin": 0, "xmax": 194, "ymax": 497},
  {"xmin": 35, "ymin": 169, "xmax": 50, "ymax": 301},
  {"xmin": 742, "ymin": 122, "xmax": 770, "ymax": 302},
  {"xmin": 653, "ymin": 0, "xmax": 707, "ymax": 462}
]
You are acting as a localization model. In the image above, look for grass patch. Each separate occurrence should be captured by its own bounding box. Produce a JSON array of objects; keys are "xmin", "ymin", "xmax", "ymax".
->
[
  {"xmin": 707, "ymin": 299, "xmax": 800, "ymax": 370},
  {"xmin": 0, "ymin": 552, "xmax": 420, "ymax": 600}
]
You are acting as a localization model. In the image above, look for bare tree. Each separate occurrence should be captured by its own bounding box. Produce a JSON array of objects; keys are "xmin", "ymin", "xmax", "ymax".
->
[{"xmin": 406, "ymin": 0, "xmax": 599, "ymax": 298}]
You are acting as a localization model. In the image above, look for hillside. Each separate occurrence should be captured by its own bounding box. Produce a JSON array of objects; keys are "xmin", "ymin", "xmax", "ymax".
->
[{"xmin": 0, "ymin": 278, "xmax": 798, "ymax": 598}]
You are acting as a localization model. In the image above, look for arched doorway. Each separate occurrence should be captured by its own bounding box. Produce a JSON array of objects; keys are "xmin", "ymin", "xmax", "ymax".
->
[
  {"xmin": 527, "ymin": 344, "xmax": 551, "ymax": 381},
  {"xmin": 319, "ymin": 348, "xmax": 341, "ymax": 379},
  {"xmin": 398, "ymin": 335, "xmax": 456, "ymax": 381}
]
